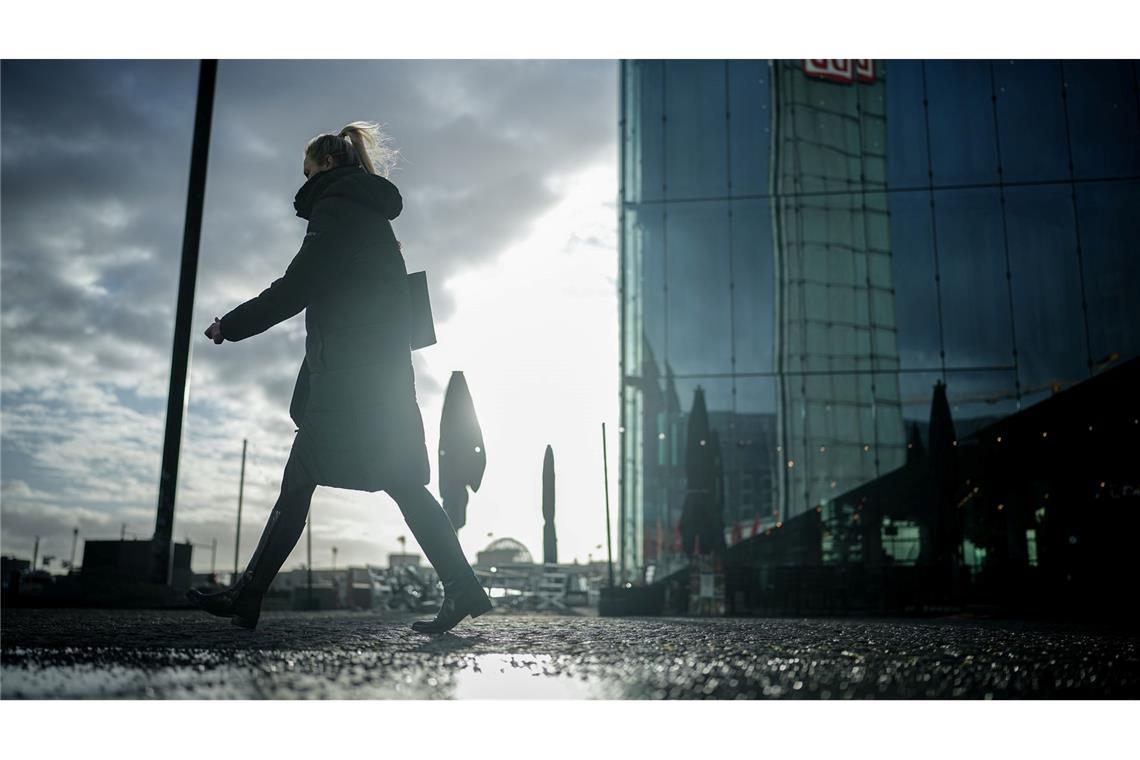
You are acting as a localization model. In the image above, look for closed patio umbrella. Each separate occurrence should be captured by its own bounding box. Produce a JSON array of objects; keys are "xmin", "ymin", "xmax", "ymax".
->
[
  {"xmin": 679, "ymin": 386, "xmax": 726, "ymax": 557},
  {"xmin": 438, "ymin": 371, "xmax": 486, "ymax": 530}
]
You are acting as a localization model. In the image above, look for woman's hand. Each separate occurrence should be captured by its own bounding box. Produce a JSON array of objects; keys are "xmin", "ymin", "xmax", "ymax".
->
[{"xmin": 204, "ymin": 317, "xmax": 224, "ymax": 344}]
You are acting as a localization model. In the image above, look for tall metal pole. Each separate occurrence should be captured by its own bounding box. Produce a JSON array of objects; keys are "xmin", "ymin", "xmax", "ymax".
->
[
  {"xmin": 234, "ymin": 438, "xmax": 247, "ymax": 577},
  {"xmin": 602, "ymin": 422, "xmax": 615, "ymax": 589},
  {"xmin": 306, "ymin": 514, "xmax": 313, "ymax": 605},
  {"xmin": 616, "ymin": 60, "xmax": 627, "ymax": 588},
  {"xmin": 32, "ymin": 536, "xmax": 40, "ymax": 571},
  {"xmin": 211, "ymin": 538, "xmax": 217, "ymax": 575},
  {"xmin": 69, "ymin": 527, "xmax": 78, "ymax": 571},
  {"xmin": 151, "ymin": 59, "xmax": 218, "ymax": 585}
]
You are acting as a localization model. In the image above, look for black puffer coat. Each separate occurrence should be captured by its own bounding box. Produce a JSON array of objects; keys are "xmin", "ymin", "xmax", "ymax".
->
[{"xmin": 220, "ymin": 164, "xmax": 430, "ymax": 491}]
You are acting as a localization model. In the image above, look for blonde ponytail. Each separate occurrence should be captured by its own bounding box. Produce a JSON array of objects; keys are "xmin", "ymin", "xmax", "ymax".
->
[
  {"xmin": 338, "ymin": 121, "xmax": 399, "ymax": 178},
  {"xmin": 304, "ymin": 121, "xmax": 399, "ymax": 178}
]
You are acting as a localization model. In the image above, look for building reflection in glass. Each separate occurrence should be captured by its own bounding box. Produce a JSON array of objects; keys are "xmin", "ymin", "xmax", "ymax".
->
[{"xmin": 618, "ymin": 59, "xmax": 1140, "ymax": 587}]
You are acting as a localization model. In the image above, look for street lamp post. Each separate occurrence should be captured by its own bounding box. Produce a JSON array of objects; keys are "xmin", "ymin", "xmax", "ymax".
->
[{"xmin": 151, "ymin": 59, "xmax": 218, "ymax": 585}]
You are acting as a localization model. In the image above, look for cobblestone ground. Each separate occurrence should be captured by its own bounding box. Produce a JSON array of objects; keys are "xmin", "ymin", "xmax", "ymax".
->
[{"xmin": 2, "ymin": 609, "xmax": 1138, "ymax": 699}]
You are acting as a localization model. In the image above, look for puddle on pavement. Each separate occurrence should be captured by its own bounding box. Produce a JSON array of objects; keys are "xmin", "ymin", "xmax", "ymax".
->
[{"xmin": 450, "ymin": 654, "xmax": 600, "ymax": 699}]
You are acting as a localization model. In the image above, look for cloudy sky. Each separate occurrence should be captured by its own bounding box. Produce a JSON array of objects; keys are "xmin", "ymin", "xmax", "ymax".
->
[{"xmin": 1, "ymin": 60, "xmax": 619, "ymax": 574}]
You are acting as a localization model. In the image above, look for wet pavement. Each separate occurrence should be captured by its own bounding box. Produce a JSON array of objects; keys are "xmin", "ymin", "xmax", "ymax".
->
[{"xmin": 2, "ymin": 608, "xmax": 1138, "ymax": 699}]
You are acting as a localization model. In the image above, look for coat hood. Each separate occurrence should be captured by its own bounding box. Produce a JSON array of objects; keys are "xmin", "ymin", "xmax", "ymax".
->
[{"xmin": 293, "ymin": 164, "xmax": 403, "ymax": 221}]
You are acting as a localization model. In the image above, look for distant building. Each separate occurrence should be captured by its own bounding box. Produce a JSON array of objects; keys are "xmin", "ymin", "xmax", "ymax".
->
[
  {"xmin": 387, "ymin": 553, "xmax": 422, "ymax": 571},
  {"xmin": 81, "ymin": 539, "xmax": 193, "ymax": 591},
  {"xmin": 475, "ymin": 538, "xmax": 533, "ymax": 570},
  {"xmin": 2, "ymin": 556, "xmax": 31, "ymax": 589}
]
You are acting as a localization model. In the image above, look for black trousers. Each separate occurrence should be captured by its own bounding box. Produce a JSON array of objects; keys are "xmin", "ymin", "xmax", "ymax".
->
[{"xmin": 242, "ymin": 439, "xmax": 480, "ymax": 597}]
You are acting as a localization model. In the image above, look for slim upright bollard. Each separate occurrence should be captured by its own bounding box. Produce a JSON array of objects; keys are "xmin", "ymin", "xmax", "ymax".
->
[{"xmin": 151, "ymin": 59, "xmax": 218, "ymax": 585}]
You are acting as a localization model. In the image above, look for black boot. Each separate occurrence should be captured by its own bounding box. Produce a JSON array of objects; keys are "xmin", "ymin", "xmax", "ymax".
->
[
  {"xmin": 386, "ymin": 483, "xmax": 492, "ymax": 634},
  {"xmin": 186, "ymin": 575, "xmax": 261, "ymax": 630},
  {"xmin": 411, "ymin": 579, "xmax": 492, "ymax": 634},
  {"xmin": 186, "ymin": 501, "xmax": 309, "ymax": 630}
]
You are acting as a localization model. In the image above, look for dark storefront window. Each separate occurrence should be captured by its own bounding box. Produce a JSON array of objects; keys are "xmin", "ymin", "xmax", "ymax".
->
[
  {"xmin": 1004, "ymin": 184, "xmax": 1088, "ymax": 393},
  {"xmin": 664, "ymin": 201, "xmax": 733, "ymax": 376},
  {"xmin": 1076, "ymin": 180, "xmax": 1140, "ymax": 364},
  {"xmin": 992, "ymin": 60, "xmax": 1069, "ymax": 184},
  {"xmin": 1062, "ymin": 61, "xmax": 1140, "ymax": 180},
  {"xmin": 925, "ymin": 60, "xmax": 1001, "ymax": 187}
]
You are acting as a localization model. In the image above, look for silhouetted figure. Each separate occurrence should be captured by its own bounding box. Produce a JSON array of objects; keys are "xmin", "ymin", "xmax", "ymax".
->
[
  {"xmin": 188, "ymin": 122, "xmax": 490, "ymax": 633},
  {"xmin": 438, "ymin": 371, "xmax": 486, "ymax": 531},
  {"xmin": 542, "ymin": 445, "xmax": 557, "ymax": 564}
]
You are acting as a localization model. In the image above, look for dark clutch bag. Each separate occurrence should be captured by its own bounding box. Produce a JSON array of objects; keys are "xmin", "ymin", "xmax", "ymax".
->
[{"xmin": 407, "ymin": 270, "xmax": 437, "ymax": 351}]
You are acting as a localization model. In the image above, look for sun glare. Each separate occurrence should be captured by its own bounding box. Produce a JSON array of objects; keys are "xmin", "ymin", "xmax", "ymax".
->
[{"xmin": 417, "ymin": 165, "xmax": 619, "ymax": 564}]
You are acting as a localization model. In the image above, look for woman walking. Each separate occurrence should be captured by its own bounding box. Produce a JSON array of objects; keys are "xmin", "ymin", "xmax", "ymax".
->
[{"xmin": 188, "ymin": 122, "xmax": 491, "ymax": 634}]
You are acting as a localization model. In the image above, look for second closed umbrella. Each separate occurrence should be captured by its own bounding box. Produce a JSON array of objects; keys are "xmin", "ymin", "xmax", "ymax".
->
[{"xmin": 542, "ymin": 444, "xmax": 557, "ymax": 564}]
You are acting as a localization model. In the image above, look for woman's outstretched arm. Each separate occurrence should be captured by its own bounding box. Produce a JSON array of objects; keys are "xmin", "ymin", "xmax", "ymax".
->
[{"xmin": 217, "ymin": 212, "xmax": 344, "ymax": 342}]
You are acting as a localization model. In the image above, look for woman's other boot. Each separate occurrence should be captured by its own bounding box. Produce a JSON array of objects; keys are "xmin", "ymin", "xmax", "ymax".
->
[{"xmin": 387, "ymin": 482, "xmax": 492, "ymax": 634}]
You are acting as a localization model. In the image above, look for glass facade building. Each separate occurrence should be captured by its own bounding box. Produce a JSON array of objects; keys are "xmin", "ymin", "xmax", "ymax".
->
[{"xmin": 618, "ymin": 60, "xmax": 1140, "ymax": 582}]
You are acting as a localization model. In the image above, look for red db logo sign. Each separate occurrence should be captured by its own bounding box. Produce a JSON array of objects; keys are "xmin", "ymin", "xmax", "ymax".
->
[{"xmin": 803, "ymin": 60, "xmax": 876, "ymax": 84}]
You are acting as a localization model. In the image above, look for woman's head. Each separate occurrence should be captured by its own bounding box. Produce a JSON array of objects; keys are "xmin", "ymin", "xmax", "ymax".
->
[{"xmin": 303, "ymin": 121, "xmax": 399, "ymax": 180}]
